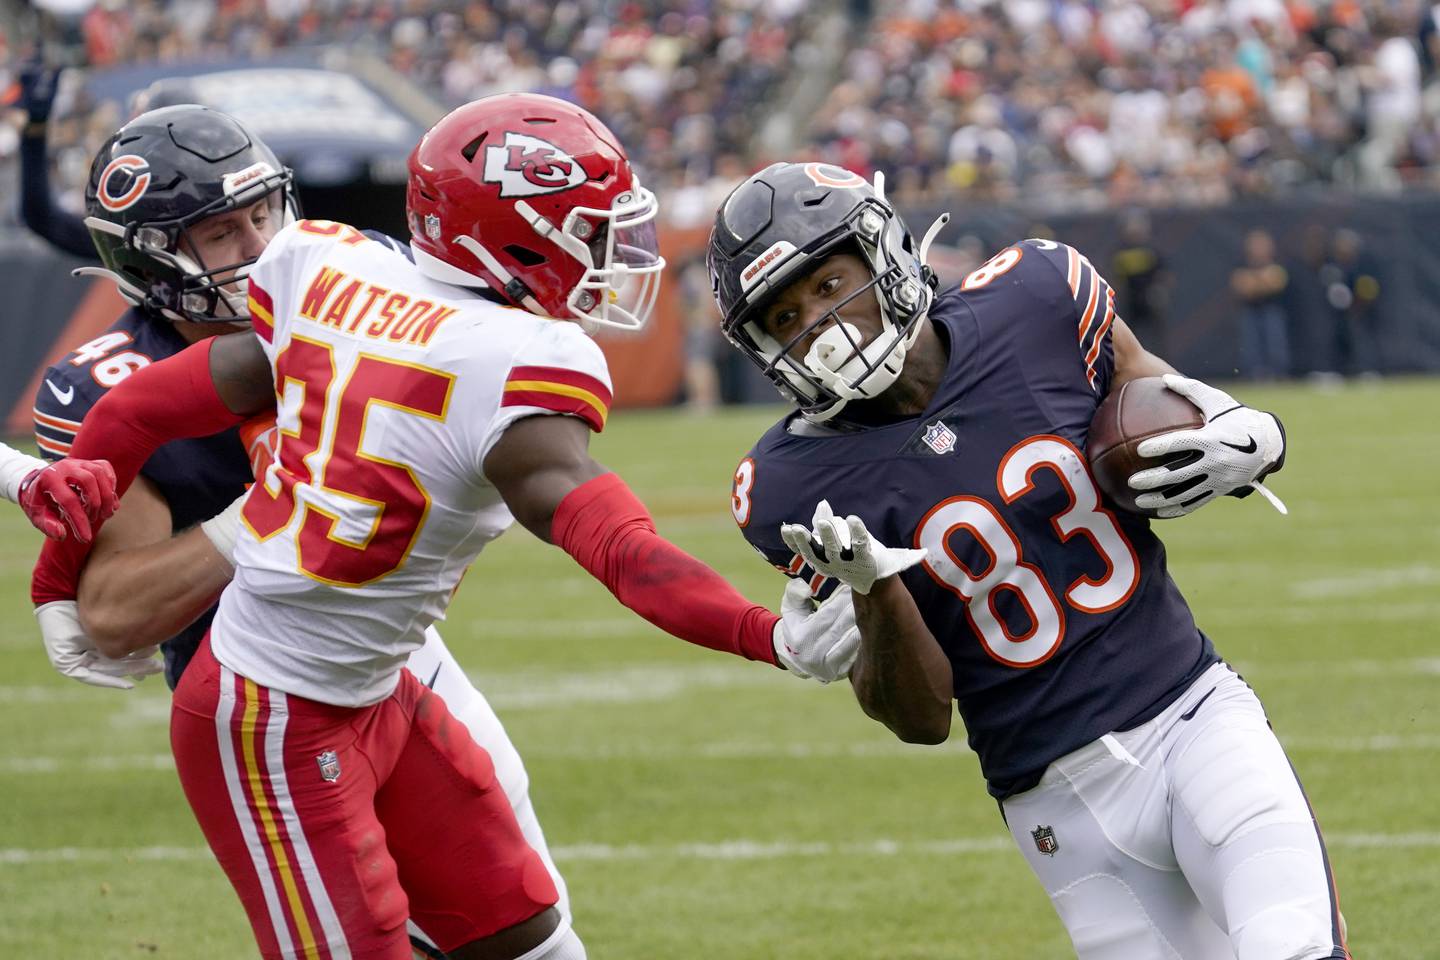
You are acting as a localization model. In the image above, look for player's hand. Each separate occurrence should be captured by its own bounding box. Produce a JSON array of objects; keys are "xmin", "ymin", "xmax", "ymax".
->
[
  {"xmin": 780, "ymin": 501, "xmax": 928, "ymax": 596},
  {"xmin": 1126, "ymin": 375, "xmax": 1287, "ymax": 518},
  {"xmin": 773, "ymin": 579, "xmax": 860, "ymax": 683},
  {"xmin": 18, "ymin": 57, "xmax": 60, "ymax": 125},
  {"xmin": 36, "ymin": 601, "xmax": 162, "ymax": 690},
  {"xmin": 18, "ymin": 458, "xmax": 120, "ymax": 543}
]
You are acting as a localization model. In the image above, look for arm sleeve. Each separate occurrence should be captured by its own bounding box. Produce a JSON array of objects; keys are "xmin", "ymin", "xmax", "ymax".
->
[
  {"xmin": 31, "ymin": 338, "xmax": 247, "ymax": 605},
  {"xmin": 19, "ymin": 132, "xmax": 99, "ymax": 260},
  {"xmin": 552, "ymin": 472, "xmax": 780, "ymax": 666}
]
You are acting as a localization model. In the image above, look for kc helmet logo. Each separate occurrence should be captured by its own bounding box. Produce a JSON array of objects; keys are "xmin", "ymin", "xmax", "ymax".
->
[
  {"xmin": 97, "ymin": 154, "xmax": 152, "ymax": 212},
  {"xmin": 483, "ymin": 131, "xmax": 587, "ymax": 198}
]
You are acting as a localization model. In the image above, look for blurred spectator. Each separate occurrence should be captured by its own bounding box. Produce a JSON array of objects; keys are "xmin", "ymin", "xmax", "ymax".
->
[
  {"xmin": 1284, "ymin": 223, "xmax": 1335, "ymax": 377},
  {"xmin": 676, "ymin": 254, "xmax": 722, "ymax": 412},
  {"xmin": 1320, "ymin": 228, "xmax": 1383, "ymax": 377},
  {"xmin": 1110, "ymin": 210, "xmax": 1171, "ymax": 358},
  {"xmin": 1231, "ymin": 229, "xmax": 1291, "ymax": 380}
]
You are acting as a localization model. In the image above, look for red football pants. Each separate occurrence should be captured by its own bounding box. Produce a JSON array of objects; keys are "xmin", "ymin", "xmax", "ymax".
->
[{"xmin": 171, "ymin": 636, "xmax": 557, "ymax": 959}]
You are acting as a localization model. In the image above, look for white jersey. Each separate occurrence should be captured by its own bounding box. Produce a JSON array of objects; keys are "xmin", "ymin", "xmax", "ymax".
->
[{"xmin": 210, "ymin": 220, "xmax": 613, "ymax": 706}]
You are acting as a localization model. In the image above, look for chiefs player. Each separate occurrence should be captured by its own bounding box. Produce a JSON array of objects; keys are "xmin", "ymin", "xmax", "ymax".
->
[{"xmin": 33, "ymin": 97, "xmax": 859, "ymax": 960}]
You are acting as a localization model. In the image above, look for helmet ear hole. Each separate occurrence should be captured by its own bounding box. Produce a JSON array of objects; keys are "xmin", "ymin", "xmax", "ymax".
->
[
  {"xmin": 503, "ymin": 244, "xmax": 547, "ymax": 267},
  {"xmin": 460, "ymin": 134, "xmax": 487, "ymax": 163}
]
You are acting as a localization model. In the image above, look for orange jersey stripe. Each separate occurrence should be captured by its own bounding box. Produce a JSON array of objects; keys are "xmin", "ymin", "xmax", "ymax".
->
[
  {"xmin": 35, "ymin": 435, "xmax": 72, "ymax": 456},
  {"xmin": 33, "ymin": 409, "xmax": 81, "ymax": 432}
]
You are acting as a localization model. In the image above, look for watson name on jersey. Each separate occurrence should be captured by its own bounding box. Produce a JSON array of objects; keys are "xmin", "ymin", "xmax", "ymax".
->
[{"xmin": 213, "ymin": 219, "xmax": 613, "ymax": 706}]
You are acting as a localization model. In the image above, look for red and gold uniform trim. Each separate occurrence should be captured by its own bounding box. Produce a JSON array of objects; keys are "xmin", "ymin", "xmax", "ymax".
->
[{"xmin": 501, "ymin": 365, "xmax": 612, "ymax": 432}]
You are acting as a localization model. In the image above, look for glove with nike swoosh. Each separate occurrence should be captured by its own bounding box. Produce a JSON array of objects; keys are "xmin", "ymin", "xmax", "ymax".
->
[{"xmin": 1126, "ymin": 374, "xmax": 1287, "ymax": 518}]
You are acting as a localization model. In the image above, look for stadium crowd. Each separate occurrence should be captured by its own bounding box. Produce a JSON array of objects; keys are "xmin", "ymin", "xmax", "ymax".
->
[{"xmin": 6, "ymin": 0, "xmax": 1440, "ymax": 223}]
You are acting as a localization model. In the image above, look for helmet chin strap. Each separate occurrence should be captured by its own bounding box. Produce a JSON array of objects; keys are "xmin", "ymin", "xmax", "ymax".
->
[{"xmin": 452, "ymin": 235, "xmax": 548, "ymax": 315}]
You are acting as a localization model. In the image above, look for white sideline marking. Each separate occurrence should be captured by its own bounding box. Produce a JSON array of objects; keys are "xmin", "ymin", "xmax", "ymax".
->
[
  {"xmin": 5, "ymin": 734, "xmax": 1438, "ymax": 776},
  {"xmin": 4, "ymin": 832, "xmax": 1438, "ymax": 866}
]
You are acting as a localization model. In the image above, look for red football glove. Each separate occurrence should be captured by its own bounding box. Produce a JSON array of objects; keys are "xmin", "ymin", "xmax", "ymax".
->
[{"xmin": 19, "ymin": 459, "xmax": 120, "ymax": 543}]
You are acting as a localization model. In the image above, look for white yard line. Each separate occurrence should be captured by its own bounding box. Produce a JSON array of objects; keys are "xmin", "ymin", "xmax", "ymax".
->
[
  {"xmin": 3, "ymin": 832, "xmax": 1437, "ymax": 866},
  {"xmin": 5, "ymin": 733, "xmax": 1439, "ymax": 775},
  {"xmin": 1, "ymin": 653, "xmax": 1435, "ymax": 714},
  {"xmin": 1290, "ymin": 565, "xmax": 1440, "ymax": 600}
]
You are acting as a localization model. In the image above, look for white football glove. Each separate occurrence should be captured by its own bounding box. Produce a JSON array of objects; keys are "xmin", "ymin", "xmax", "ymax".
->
[
  {"xmin": 779, "ymin": 500, "xmax": 929, "ymax": 596},
  {"xmin": 1126, "ymin": 374, "xmax": 1288, "ymax": 518},
  {"xmin": 773, "ymin": 579, "xmax": 861, "ymax": 683},
  {"xmin": 36, "ymin": 600, "xmax": 163, "ymax": 690}
]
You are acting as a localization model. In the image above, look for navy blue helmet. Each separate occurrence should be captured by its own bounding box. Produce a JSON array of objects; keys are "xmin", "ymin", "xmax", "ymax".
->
[
  {"xmin": 707, "ymin": 162, "xmax": 947, "ymax": 421},
  {"xmin": 80, "ymin": 104, "xmax": 298, "ymax": 323}
]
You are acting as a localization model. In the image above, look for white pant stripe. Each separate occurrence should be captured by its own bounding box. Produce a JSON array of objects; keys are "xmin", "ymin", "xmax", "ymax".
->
[
  {"xmin": 216, "ymin": 665, "xmax": 298, "ymax": 959},
  {"xmin": 262, "ymin": 690, "xmax": 352, "ymax": 959}
]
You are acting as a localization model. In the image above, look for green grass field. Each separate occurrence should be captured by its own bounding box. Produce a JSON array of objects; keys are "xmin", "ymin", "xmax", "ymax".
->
[{"xmin": 1, "ymin": 379, "xmax": 1436, "ymax": 959}]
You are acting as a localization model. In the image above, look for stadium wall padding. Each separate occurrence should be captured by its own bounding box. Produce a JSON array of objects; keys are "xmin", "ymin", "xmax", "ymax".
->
[{"xmin": 5, "ymin": 195, "xmax": 1439, "ymax": 433}]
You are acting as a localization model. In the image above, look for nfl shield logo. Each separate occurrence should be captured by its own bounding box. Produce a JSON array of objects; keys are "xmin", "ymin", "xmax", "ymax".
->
[
  {"xmin": 1032, "ymin": 825, "xmax": 1059, "ymax": 857},
  {"xmin": 317, "ymin": 750, "xmax": 342, "ymax": 783},
  {"xmin": 424, "ymin": 213, "xmax": 442, "ymax": 240},
  {"xmin": 922, "ymin": 420, "xmax": 957, "ymax": 455}
]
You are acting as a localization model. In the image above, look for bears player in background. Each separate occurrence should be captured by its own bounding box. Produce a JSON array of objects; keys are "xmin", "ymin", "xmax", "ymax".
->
[
  {"xmin": 33, "ymin": 96, "xmax": 860, "ymax": 960},
  {"xmin": 30, "ymin": 103, "xmax": 580, "ymax": 958},
  {"xmin": 708, "ymin": 162, "xmax": 1349, "ymax": 960}
]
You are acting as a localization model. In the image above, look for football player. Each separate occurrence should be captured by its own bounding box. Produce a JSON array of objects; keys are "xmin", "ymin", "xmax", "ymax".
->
[
  {"xmin": 0, "ymin": 444, "xmax": 117, "ymax": 542},
  {"xmin": 32, "ymin": 97, "xmax": 860, "ymax": 960},
  {"xmin": 30, "ymin": 103, "xmax": 576, "ymax": 957},
  {"xmin": 708, "ymin": 162, "xmax": 1348, "ymax": 960}
]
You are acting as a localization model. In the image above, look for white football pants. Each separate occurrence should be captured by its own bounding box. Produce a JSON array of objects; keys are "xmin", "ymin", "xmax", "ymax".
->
[
  {"xmin": 405, "ymin": 626, "xmax": 571, "ymax": 953},
  {"xmin": 1002, "ymin": 662, "xmax": 1349, "ymax": 960}
]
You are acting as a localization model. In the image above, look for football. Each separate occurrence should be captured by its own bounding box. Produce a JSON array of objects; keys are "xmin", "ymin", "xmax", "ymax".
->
[{"xmin": 1087, "ymin": 376, "xmax": 1206, "ymax": 516}]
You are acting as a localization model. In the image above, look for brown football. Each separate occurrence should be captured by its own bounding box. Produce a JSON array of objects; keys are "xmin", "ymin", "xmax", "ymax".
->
[{"xmin": 1087, "ymin": 377, "xmax": 1206, "ymax": 516}]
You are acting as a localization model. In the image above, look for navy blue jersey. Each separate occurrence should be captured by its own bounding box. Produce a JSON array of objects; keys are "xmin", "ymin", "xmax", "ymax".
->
[
  {"xmin": 33, "ymin": 309, "xmax": 251, "ymax": 686},
  {"xmin": 734, "ymin": 239, "xmax": 1218, "ymax": 799}
]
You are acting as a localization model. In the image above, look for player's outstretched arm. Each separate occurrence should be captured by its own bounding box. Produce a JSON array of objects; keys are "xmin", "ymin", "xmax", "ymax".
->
[
  {"xmin": 33, "ymin": 334, "xmax": 269, "ymax": 611},
  {"xmin": 486, "ymin": 414, "xmax": 855, "ymax": 674},
  {"xmin": 76, "ymin": 477, "xmax": 235, "ymax": 658}
]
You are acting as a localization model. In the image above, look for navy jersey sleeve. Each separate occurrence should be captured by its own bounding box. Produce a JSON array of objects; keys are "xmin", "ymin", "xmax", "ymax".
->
[
  {"xmin": 965, "ymin": 239, "xmax": 1119, "ymax": 398},
  {"xmin": 32, "ymin": 348, "xmax": 109, "ymax": 462},
  {"xmin": 1013, "ymin": 238, "xmax": 1119, "ymax": 396}
]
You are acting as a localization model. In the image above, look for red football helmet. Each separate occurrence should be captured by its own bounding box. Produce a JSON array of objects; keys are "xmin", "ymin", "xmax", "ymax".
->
[{"xmin": 406, "ymin": 93, "xmax": 663, "ymax": 330}]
